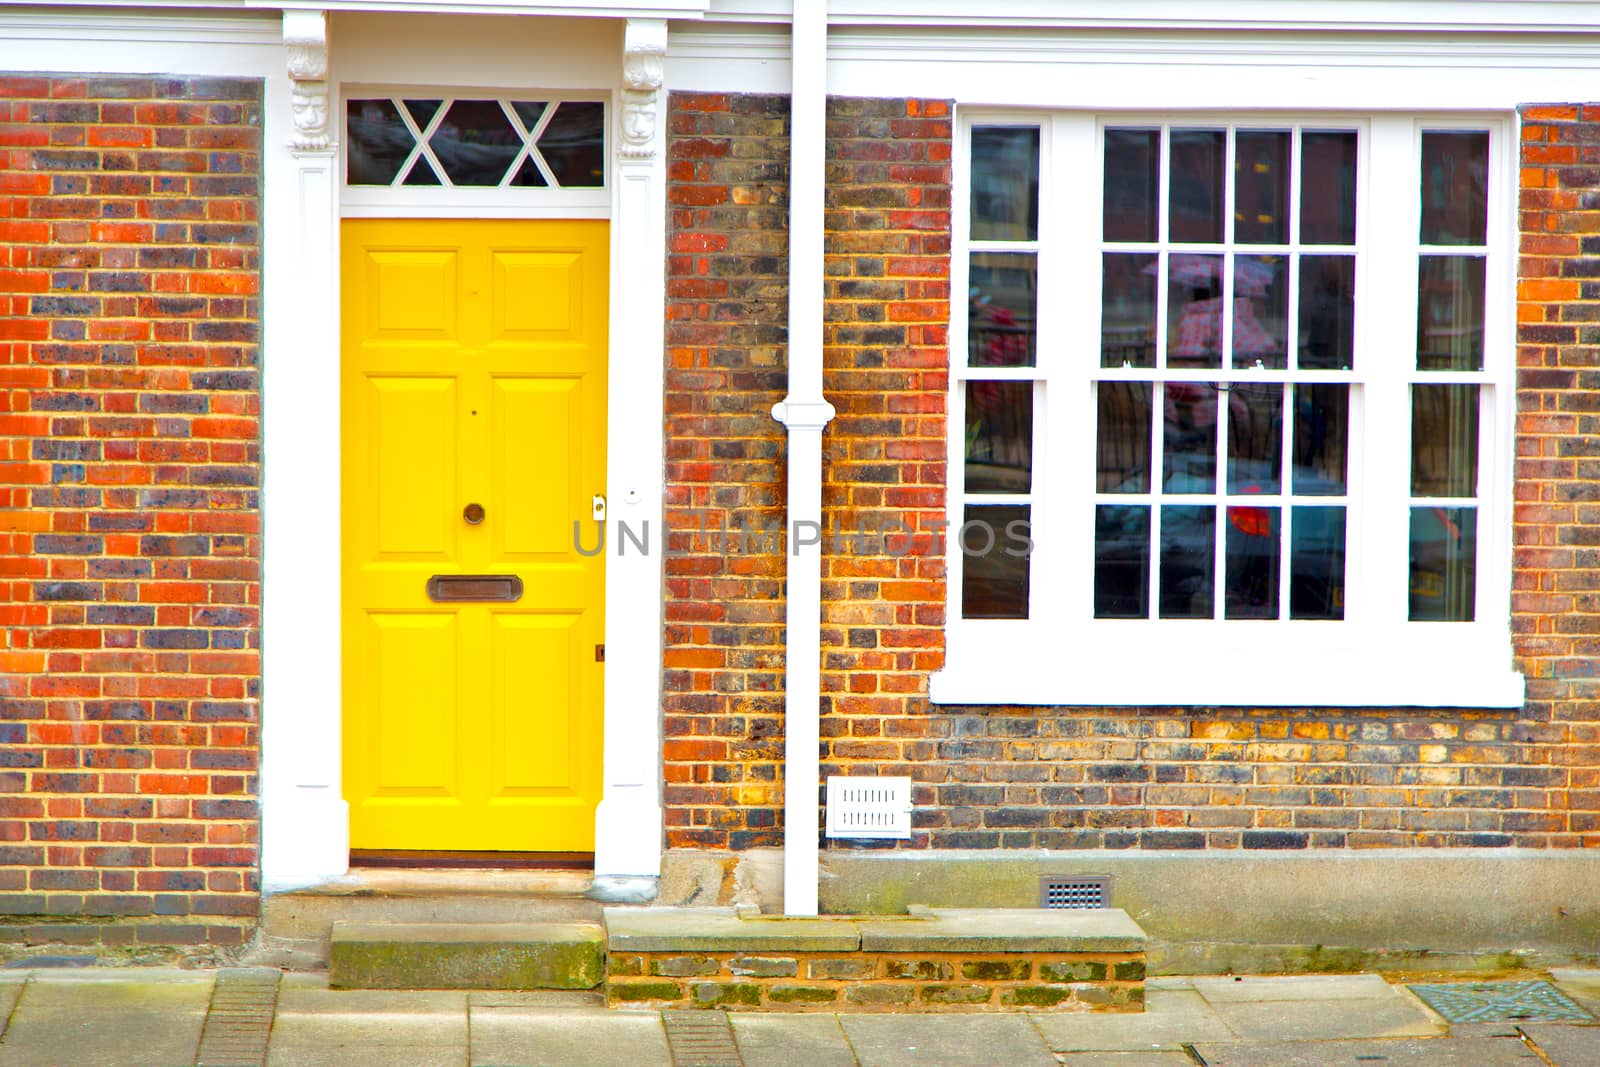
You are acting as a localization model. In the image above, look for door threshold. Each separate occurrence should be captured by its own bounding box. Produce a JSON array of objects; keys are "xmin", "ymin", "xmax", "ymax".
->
[{"xmin": 351, "ymin": 850, "xmax": 594, "ymax": 871}]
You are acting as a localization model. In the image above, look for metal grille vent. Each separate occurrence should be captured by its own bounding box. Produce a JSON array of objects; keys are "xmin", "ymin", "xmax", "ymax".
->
[
  {"xmin": 825, "ymin": 776, "xmax": 912, "ymax": 840},
  {"xmin": 1041, "ymin": 875, "xmax": 1109, "ymax": 909}
]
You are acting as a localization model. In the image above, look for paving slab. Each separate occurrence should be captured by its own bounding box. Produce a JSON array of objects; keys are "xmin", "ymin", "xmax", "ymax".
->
[
  {"xmin": 1191, "ymin": 974, "xmax": 1394, "ymax": 1003},
  {"xmin": 276, "ymin": 973, "xmax": 468, "ymax": 1016},
  {"xmin": 266, "ymin": 1047, "xmax": 467, "ymax": 1067},
  {"xmin": 1191, "ymin": 1036, "xmax": 1543, "ymax": 1065},
  {"xmin": 1518, "ymin": 1021, "xmax": 1600, "ymax": 1066},
  {"xmin": 0, "ymin": 978, "xmax": 23, "ymax": 1042},
  {"xmin": 730, "ymin": 1013, "xmax": 859, "ymax": 1067},
  {"xmin": 468, "ymin": 1007, "xmax": 671, "ymax": 1067},
  {"xmin": 268, "ymin": 974, "xmax": 468, "ymax": 1058},
  {"xmin": 1055, "ymin": 1054, "xmax": 1197, "ymax": 1066},
  {"xmin": 0, "ymin": 969, "xmax": 212, "ymax": 1067},
  {"xmin": 1206, "ymin": 995, "xmax": 1442, "ymax": 1042},
  {"xmin": 1034, "ymin": 989, "xmax": 1236, "ymax": 1051},
  {"xmin": 468, "ymin": 989, "xmax": 606, "ymax": 1009},
  {"xmin": 840, "ymin": 1014, "xmax": 1056, "ymax": 1067}
]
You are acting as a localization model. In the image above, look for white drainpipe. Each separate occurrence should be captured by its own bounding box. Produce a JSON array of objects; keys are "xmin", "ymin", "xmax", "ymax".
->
[{"xmin": 772, "ymin": 0, "xmax": 833, "ymax": 918}]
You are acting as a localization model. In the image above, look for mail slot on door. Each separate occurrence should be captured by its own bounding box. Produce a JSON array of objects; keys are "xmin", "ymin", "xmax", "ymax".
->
[{"xmin": 425, "ymin": 574, "xmax": 525, "ymax": 603}]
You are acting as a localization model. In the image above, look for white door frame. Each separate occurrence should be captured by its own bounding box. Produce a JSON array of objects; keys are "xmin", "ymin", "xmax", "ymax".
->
[{"xmin": 259, "ymin": 12, "xmax": 668, "ymax": 895}]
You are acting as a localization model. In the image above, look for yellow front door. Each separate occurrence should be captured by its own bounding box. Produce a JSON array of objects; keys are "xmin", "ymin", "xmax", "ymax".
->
[{"xmin": 341, "ymin": 218, "xmax": 608, "ymax": 852}]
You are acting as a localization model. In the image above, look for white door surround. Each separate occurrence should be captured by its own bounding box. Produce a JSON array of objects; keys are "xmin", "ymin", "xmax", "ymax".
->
[{"xmin": 259, "ymin": 10, "xmax": 668, "ymax": 896}]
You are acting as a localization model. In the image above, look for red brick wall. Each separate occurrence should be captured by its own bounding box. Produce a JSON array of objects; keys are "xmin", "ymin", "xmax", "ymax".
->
[
  {"xmin": 663, "ymin": 93, "xmax": 1600, "ymax": 854},
  {"xmin": 0, "ymin": 74, "xmax": 262, "ymax": 947}
]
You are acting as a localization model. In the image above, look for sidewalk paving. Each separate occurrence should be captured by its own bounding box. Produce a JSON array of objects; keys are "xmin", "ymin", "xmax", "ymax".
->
[{"xmin": 0, "ymin": 967, "xmax": 1597, "ymax": 1066}]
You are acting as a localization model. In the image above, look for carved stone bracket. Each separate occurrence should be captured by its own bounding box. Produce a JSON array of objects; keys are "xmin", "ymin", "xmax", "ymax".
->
[
  {"xmin": 283, "ymin": 10, "xmax": 333, "ymax": 153},
  {"xmin": 620, "ymin": 19, "xmax": 667, "ymax": 161}
]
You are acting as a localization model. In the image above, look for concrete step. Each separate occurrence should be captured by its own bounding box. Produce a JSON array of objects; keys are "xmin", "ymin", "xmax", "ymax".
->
[
  {"xmin": 255, "ymin": 869, "xmax": 604, "ymax": 968},
  {"xmin": 329, "ymin": 920, "xmax": 606, "ymax": 990}
]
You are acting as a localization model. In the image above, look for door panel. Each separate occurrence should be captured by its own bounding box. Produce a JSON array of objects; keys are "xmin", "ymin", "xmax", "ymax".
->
[{"xmin": 342, "ymin": 218, "xmax": 608, "ymax": 852}]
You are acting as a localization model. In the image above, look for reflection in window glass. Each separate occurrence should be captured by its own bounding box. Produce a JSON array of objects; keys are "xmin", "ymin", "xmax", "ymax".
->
[
  {"xmin": 1292, "ymin": 384, "xmax": 1349, "ymax": 496},
  {"xmin": 1417, "ymin": 255, "xmax": 1486, "ymax": 371},
  {"xmin": 962, "ymin": 504, "xmax": 1031, "ymax": 619},
  {"xmin": 1097, "ymin": 382, "xmax": 1152, "ymax": 494},
  {"xmin": 965, "ymin": 381, "xmax": 1033, "ymax": 494},
  {"xmin": 403, "ymin": 156, "xmax": 443, "ymax": 186},
  {"xmin": 969, "ymin": 253, "xmax": 1037, "ymax": 367},
  {"xmin": 1095, "ymin": 505, "xmax": 1150, "ymax": 618},
  {"xmin": 1420, "ymin": 131, "xmax": 1489, "ymax": 246},
  {"xmin": 404, "ymin": 99, "xmax": 444, "ymax": 128},
  {"xmin": 1234, "ymin": 130, "xmax": 1291, "ymax": 245},
  {"xmin": 1226, "ymin": 505, "xmax": 1280, "ymax": 619},
  {"xmin": 1168, "ymin": 254, "xmax": 1224, "ymax": 368},
  {"xmin": 971, "ymin": 126, "xmax": 1040, "ymax": 242},
  {"xmin": 1160, "ymin": 505, "xmax": 1216, "ymax": 618},
  {"xmin": 1163, "ymin": 384, "xmax": 1218, "ymax": 494},
  {"xmin": 1291, "ymin": 506, "xmax": 1346, "ymax": 619},
  {"xmin": 1411, "ymin": 385, "xmax": 1479, "ymax": 498},
  {"xmin": 1233, "ymin": 254, "xmax": 1288, "ymax": 369},
  {"xmin": 1104, "ymin": 128, "xmax": 1160, "ymax": 243},
  {"xmin": 1298, "ymin": 255, "xmax": 1356, "ymax": 369},
  {"xmin": 1101, "ymin": 253, "xmax": 1157, "ymax": 367},
  {"xmin": 1300, "ymin": 131, "xmax": 1358, "ymax": 245},
  {"xmin": 1410, "ymin": 506, "xmax": 1476, "ymax": 620},
  {"xmin": 430, "ymin": 100, "xmax": 523, "ymax": 187},
  {"xmin": 1228, "ymin": 384, "xmax": 1283, "ymax": 495},
  {"xmin": 539, "ymin": 101, "xmax": 606, "ymax": 187},
  {"xmin": 1169, "ymin": 129, "xmax": 1226, "ymax": 243},
  {"xmin": 346, "ymin": 99, "xmax": 415, "ymax": 185}
]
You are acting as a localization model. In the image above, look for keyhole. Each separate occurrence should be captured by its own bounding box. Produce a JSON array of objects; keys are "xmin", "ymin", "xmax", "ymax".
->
[{"xmin": 463, "ymin": 503, "xmax": 485, "ymax": 525}]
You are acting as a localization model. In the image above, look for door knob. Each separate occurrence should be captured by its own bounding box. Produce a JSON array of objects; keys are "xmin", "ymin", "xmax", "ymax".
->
[{"xmin": 463, "ymin": 503, "xmax": 485, "ymax": 525}]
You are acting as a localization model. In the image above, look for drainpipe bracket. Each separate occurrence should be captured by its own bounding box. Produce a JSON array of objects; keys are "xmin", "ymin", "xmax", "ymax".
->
[{"xmin": 771, "ymin": 398, "xmax": 836, "ymax": 431}]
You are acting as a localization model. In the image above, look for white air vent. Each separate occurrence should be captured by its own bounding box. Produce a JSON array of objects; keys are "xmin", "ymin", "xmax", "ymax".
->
[{"xmin": 825, "ymin": 776, "xmax": 913, "ymax": 840}]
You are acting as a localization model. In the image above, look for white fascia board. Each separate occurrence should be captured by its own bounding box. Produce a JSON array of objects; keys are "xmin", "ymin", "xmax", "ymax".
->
[
  {"xmin": 0, "ymin": 0, "xmax": 711, "ymax": 19},
  {"xmin": 823, "ymin": 0, "xmax": 1600, "ymax": 33},
  {"xmin": 0, "ymin": 8, "xmax": 282, "ymax": 43}
]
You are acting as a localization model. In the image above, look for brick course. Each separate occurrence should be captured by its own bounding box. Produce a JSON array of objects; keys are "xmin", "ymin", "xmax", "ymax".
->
[
  {"xmin": 662, "ymin": 93, "xmax": 1600, "ymax": 855},
  {"xmin": 0, "ymin": 74, "xmax": 262, "ymax": 944}
]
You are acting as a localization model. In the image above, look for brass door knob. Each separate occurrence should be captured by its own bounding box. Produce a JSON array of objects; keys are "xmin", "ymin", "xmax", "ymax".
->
[{"xmin": 463, "ymin": 503, "xmax": 485, "ymax": 525}]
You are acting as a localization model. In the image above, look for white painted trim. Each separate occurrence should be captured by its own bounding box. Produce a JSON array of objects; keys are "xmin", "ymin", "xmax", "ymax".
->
[
  {"xmin": 0, "ymin": 9, "xmax": 281, "ymax": 43},
  {"xmin": 0, "ymin": 0, "xmax": 712, "ymax": 18}
]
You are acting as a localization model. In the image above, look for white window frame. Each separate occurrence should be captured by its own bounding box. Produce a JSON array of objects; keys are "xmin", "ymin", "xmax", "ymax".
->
[
  {"xmin": 340, "ymin": 85, "xmax": 611, "ymax": 218},
  {"xmin": 934, "ymin": 108, "xmax": 1523, "ymax": 708}
]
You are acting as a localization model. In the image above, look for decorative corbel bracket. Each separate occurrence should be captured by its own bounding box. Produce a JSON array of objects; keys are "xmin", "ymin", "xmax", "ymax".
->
[
  {"xmin": 284, "ymin": 10, "xmax": 333, "ymax": 153},
  {"xmin": 620, "ymin": 19, "xmax": 667, "ymax": 161}
]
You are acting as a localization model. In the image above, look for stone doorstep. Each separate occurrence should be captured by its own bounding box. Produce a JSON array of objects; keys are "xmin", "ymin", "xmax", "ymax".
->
[
  {"xmin": 601, "ymin": 907, "xmax": 1148, "ymax": 1013},
  {"xmin": 329, "ymin": 921, "xmax": 605, "ymax": 991}
]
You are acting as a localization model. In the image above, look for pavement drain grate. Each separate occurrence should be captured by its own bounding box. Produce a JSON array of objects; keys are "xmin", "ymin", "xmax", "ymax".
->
[
  {"xmin": 193, "ymin": 967, "xmax": 282, "ymax": 1067},
  {"xmin": 663, "ymin": 1009, "xmax": 744, "ymax": 1067},
  {"xmin": 1406, "ymin": 980, "xmax": 1593, "ymax": 1024}
]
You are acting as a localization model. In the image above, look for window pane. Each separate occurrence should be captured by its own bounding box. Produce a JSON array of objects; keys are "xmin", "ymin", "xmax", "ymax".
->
[
  {"xmin": 1163, "ymin": 383, "xmax": 1218, "ymax": 494},
  {"xmin": 1420, "ymin": 131, "xmax": 1489, "ymax": 246},
  {"xmin": 1410, "ymin": 506, "xmax": 1476, "ymax": 621},
  {"xmin": 510, "ymin": 100, "xmax": 548, "ymax": 131},
  {"xmin": 1228, "ymin": 383, "xmax": 1283, "ymax": 495},
  {"xmin": 1233, "ymin": 254, "xmax": 1289, "ymax": 369},
  {"xmin": 962, "ymin": 504, "xmax": 1031, "ymax": 619},
  {"xmin": 539, "ymin": 101, "xmax": 606, "ymax": 187},
  {"xmin": 1411, "ymin": 384, "xmax": 1479, "ymax": 498},
  {"xmin": 971, "ymin": 126, "xmax": 1039, "ymax": 242},
  {"xmin": 1168, "ymin": 253, "xmax": 1224, "ymax": 368},
  {"xmin": 1300, "ymin": 131, "xmax": 1357, "ymax": 245},
  {"xmin": 1097, "ymin": 382, "xmax": 1152, "ymax": 493},
  {"xmin": 403, "ymin": 156, "xmax": 443, "ymax": 186},
  {"xmin": 347, "ymin": 99, "xmax": 415, "ymax": 185},
  {"xmin": 1225, "ymin": 505, "xmax": 1280, "ymax": 619},
  {"xmin": 430, "ymin": 100, "xmax": 523, "ymax": 187},
  {"xmin": 1292, "ymin": 384, "xmax": 1349, "ymax": 496},
  {"xmin": 1417, "ymin": 255, "xmax": 1486, "ymax": 371},
  {"xmin": 965, "ymin": 381, "xmax": 1032, "ymax": 494},
  {"xmin": 1169, "ymin": 129, "xmax": 1226, "ymax": 243},
  {"xmin": 509, "ymin": 154, "xmax": 550, "ymax": 188},
  {"xmin": 1095, "ymin": 505, "xmax": 1150, "ymax": 618},
  {"xmin": 1298, "ymin": 254, "xmax": 1355, "ymax": 369},
  {"xmin": 404, "ymin": 99, "xmax": 444, "ymax": 128},
  {"xmin": 1104, "ymin": 128, "xmax": 1160, "ymax": 243},
  {"xmin": 1291, "ymin": 506, "xmax": 1346, "ymax": 619},
  {"xmin": 969, "ymin": 252, "xmax": 1037, "ymax": 367},
  {"xmin": 1234, "ymin": 130, "xmax": 1291, "ymax": 245},
  {"xmin": 1160, "ymin": 505, "xmax": 1216, "ymax": 619},
  {"xmin": 1101, "ymin": 252, "xmax": 1157, "ymax": 367}
]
